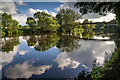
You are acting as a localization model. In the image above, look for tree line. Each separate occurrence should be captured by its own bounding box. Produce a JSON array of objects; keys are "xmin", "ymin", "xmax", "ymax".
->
[
  {"xmin": 2, "ymin": 4, "xmax": 120, "ymax": 37},
  {"xmin": 1, "ymin": 9, "xmax": 97, "ymax": 36}
]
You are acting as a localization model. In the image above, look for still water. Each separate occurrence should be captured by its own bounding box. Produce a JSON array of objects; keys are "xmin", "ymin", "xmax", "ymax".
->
[{"xmin": 0, "ymin": 34, "xmax": 116, "ymax": 79}]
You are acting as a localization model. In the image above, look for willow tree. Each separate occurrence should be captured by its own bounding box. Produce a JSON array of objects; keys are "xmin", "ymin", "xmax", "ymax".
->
[
  {"xmin": 74, "ymin": 2, "xmax": 120, "ymax": 25},
  {"xmin": 56, "ymin": 8, "xmax": 81, "ymax": 32}
]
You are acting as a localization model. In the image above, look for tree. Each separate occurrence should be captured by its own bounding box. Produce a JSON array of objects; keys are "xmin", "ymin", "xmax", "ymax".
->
[
  {"xmin": 83, "ymin": 19, "xmax": 89, "ymax": 23},
  {"xmin": 82, "ymin": 19, "xmax": 96, "ymax": 31},
  {"xmin": 74, "ymin": 2, "xmax": 120, "ymax": 25},
  {"xmin": 26, "ymin": 17, "xmax": 36, "ymax": 32},
  {"xmin": 2, "ymin": 13, "xmax": 12, "ymax": 28},
  {"xmin": 56, "ymin": 8, "xmax": 81, "ymax": 32},
  {"xmin": 33, "ymin": 12, "xmax": 60, "ymax": 32},
  {"xmin": 2, "ymin": 13, "xmax": 20, "ymax": 35},
  {"xmin": 12, "ymin": 20, "xmax": 19, "ymax": 34}
]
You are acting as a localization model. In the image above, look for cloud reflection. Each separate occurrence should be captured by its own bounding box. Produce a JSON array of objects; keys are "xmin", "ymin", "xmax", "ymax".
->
[
  {"xmin": 55, "ymin": 40, "xmax": 115, "ymax": 70},
  {"xmin": 5, "ymin": 62, "xmax": 52, "ymax": 78}
]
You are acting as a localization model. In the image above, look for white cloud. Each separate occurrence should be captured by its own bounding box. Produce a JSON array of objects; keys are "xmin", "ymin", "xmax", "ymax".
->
[
  {"xmin": 55, "ymin": 2, "xmax": 79, "ymax": 12},
  {"xmin": 12, "ymin": 14, "xmax": 27, "ymax": 25},
  {"xmin": 27, "ymin": 8, "xmax": 56, "ymax": 17},
  {"xmin": 59, "ymin": 0, "xmax": 77, "ymax": 2},
  {"xmin": 5, "ymin": 62, "xmax": 52, "ymax": 78},
  {"xmin": 49, "ymin": 12, "xmax": 56, "ymax": 17},
  {"xmin": 0, "ymin": 0, "xmax": 18, "ymax": 14},
  {"xmin": 16, "ymin": 0, "xmax": 27, "ymax": 6},
  {"xmin": 0, "ymin": 46, "xmax": 18, "ymax": 64},
  {"xmin": 80, "ymin": 13, "xmax": 116, "ymax": 22},
  {"xmin": 55, "ymin": 2, "xmax": 116, "ymax": 22},
  {"xmin": 54, "ymin": 52, "xmax": 80, "ymax": 70},
  {"xmin": 0, "ymin": 1, "xmax": 56, "ymax": 26},
  {"xmin": 19, "ymin": 50, "xmax": 29, "ymax": 55},
  {"xmin": 0, "ymin": 0, "xmax": 27, "ymax": 25},
  {"xmin": 54, "ymin": 40, "xmax": 115, "ymax": 70}
]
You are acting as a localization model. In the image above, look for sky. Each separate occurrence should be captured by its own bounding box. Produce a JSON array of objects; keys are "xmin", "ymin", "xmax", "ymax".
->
[{"xmin": 0, "ymin": 0, "xmax": 116, "ymax": 25}]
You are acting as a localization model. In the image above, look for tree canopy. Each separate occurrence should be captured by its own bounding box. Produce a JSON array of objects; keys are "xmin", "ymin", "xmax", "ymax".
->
[
  {"xmin": 74, "ymin": 2, "xmax": 120, "ymax": 25},
  {"xmin": 56, "ymin": 8, "xmax": 80, "ymax": 26},
  {"xmin": 56, "ymin": 8, "xmax": 81, "ymax": 32},
  {"xmin": 26, "ymin": 12, "xmax": 60, "ymax": 33},
  {"xmin": 2, "ymin": 13, "xmax": 20, "ymax": 35}
]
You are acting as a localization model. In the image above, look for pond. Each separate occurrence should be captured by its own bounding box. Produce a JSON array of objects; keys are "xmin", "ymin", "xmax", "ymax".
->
[{"xmin": 0, "ymin": 33, "xmax": 119, "ymax": 79}]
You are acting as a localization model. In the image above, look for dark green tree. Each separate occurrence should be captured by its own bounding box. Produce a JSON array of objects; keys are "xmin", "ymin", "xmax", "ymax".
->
[
  {"xmin": 2, "ymin": 13, "xmax": 20, "ymax": 35},
  {"xmin": 33, "ymin": 12, "xmax": 60, "ymax": 32},
  {"xmin": 2, "ymin": 13, "xmax": 12, "ymax": 28},
  {"xmin": 74, "ymin": 2, "xmax": 120, "ymax": 25},
  {"xmin": 56, "ymin": 36, "xmax": 81, "ymax": 52},
  {"xmin": 26, "ymin": 17, "xmax": 36, "ymax": 32},
  {"xmin": 56, "ymin": 8, "xmax": 81, "ymax": 32}
]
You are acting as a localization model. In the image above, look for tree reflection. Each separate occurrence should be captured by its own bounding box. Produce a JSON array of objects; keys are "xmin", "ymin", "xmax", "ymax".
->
[
  {"xmin": 91, "ymin": 41, "xmax": 120, "ymax": 79},
  {"xmin": 34, "ymin": 33, "xmax": 60, "ymax": 51},
  {"xmin": 27, "ymin": 36, "xmax": 37, "ymax": 46},
  {"xmin": 74, "ymin": 71, "xmax": 92, "ymax": 80},
  {"xmin": 56, "ymin": 36, "xmax": 81, "ymax": 52},
  {"xmin": 75, "ymin": 40, "xmax": 120, "ymax": 79},
  {"xmin": 2, "ymin": 37, "xmax": 20, "ymax": 53},
  {"xmin": 82, "ymin": 31, "xmax": 95, "ymax": 39}
]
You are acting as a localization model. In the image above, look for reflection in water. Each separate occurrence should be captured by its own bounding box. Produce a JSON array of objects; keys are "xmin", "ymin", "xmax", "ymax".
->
[
  {"xmin": 82, "ymin": 31, "xmax": 95, "ymax": 39},
  {"xmin": 25, "ymin": 33, "xmax": 60, "ymax": 51},
  {"xmin": 34, "ymin": 34, "xmax": 60, "ymax": 51},
  {"xmin": 55, "ymin": 40, "xmax": 115, "ymax": 70},
  {"xmin": 1, "ymin": 33, "xmax": 117, "ymax": 79},
  {"xmin": 56, "ymin": 36, "xmax": 81, "ymax": 52},
  {"xmin": 1, "ymin": 37, "xmax": 20, "ymax": 53},
  {"xmin": 75, "ymin": 41, "xmax": 120, "ymax": 79},
  {"xmin": 5, "ymin": 61, "xmax": 52, "ymax": 78}
]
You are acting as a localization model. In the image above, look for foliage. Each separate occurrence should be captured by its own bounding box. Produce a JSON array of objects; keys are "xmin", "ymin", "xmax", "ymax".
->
[
  {"xmin": 26, "ymin": 12, "xmax": 60, "ymax": 32},
  {"xmin": 91, "ymin": 41, "xmax": 120, "ymax": 79},
  {"xmin": 74, "ymin": 71, "xmax": 92, "ymax": 80},
  {"xmin": 2, "ymin": 13, "xmax": 20, "ymax": 36},
  {"xmin": 25, "ymin": 33, "xmax": 60, "ymax": 51},
  {"xmin": 71, "ymin": 25, "xmax": 84, "ymax": 35},
  {"xmin": 56, "ymin": 8, "xmax": 81, "ymax": 32},
  {"xmin": 27, "ymin": 36, "xmax": 37, "ymax": 46},
  {"xmin": 26, "ymin": 17, "xmax": 36, "ymax": 32},
  {"xmin": 82, "ymin": 19, "xmax": 96, "ymax": 31},
  {"xmin": 2, "ymin": 37, "xmax": 20, "ymax": 53},
  {"xmin": 56, "ymin": 36, "xmax": 81, "ymax": 52},
  {"xmin": 74, "ymin": 2, "xmax": 120, "ymax": 25}
]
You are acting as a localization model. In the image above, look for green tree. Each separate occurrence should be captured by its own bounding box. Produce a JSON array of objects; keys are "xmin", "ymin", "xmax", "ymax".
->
[
  {"xmin": 26, "ymin": 17, "xmax": 36, "ymax": 32},
  {"xmin": 74, "ymin": 2, "xmax": 120, "ymax": 25},
  {"xmin": 33, "ymin": 12, "xmax": 60, "ymax": 32},
  {"xmin": 2, "ymin": 13, "xmax": 20, "ymax": 35},
  {"xmin": 12, "ymin": 20, "xmax": 19, "ymax": 34},
  {"xmin": 56, "ymin": 8, "xmax": 81, "ymax": 32},
  {"xmin": 2, "ymin": 13, "xmax": 12, "ymax": 28}
]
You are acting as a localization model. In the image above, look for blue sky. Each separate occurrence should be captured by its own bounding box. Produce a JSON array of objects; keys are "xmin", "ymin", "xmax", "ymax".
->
[
  {"xmin": 15, "ymin": 2, "xmax": 63, "ymax": 15},
  {"xmin": 1, "ymin": 0, "xmax": 116, "ymax": 25}
]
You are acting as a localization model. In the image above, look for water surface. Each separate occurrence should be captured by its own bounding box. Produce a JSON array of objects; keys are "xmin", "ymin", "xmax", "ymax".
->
[{"xmin": 1, "ymin": 34, "xmax": 116, "ymax": 79}]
